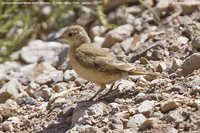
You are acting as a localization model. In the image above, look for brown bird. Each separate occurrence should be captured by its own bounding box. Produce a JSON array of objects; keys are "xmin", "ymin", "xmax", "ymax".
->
[{"xmin": 56, "ymin": 25, "xmax": 145, "ymax": 100}]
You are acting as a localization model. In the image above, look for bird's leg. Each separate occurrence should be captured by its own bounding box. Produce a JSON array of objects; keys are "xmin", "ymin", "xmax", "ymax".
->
[
  {"xmin": 89, "ymin": 84, "xmax": 106, "ymax": 101},
  {"xmin": 98, "ymin": 82, "xmax": 123, "ymax": 99},
  {"xmin": 98, "ymin": 82, "xmax": 116, "ymax": 99},
  {"xmin": 80, "ymin": 81, "xmax": 90, "ymax": 90}
]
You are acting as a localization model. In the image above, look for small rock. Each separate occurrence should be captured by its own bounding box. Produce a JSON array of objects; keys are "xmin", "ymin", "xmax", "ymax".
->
[
  {"xmin": 124, "ymin": 128, "xmax": 138, "ymax": 133},
  {"xmin": 67, "ymin": 124, "xmax": 100, "ymax": 133},
  {"xmin": 166, "ymin": 127, "xmax": 178, "ymax": 133},
  {"xmin": 137, "ymin": 100, "xmax": 155, "ymax": 117},
  {"xmin": 176, "ymin": 53, "xmax": 200, "ymax": 76},
  {"xmin": 171, "ymin": 58, "xmax": 182, "ymax": 71},
  {"xmin": 177, "ymin": 36, "xmax": 188, "ymax": 45},
  {"xmin": 160, "ymin": 100, "xmax": 179, "ymax": 112},
  {"xmin": 193, "ymin": 99, "xmax": 200, "ymax": 107},
  {"xmin": 64, "ymin": 70, "xmax": 77, "ymax": 82},
  {"xmin": 126, "ymin": 6, "xmax": 143, "ymax": 15},
  {"xmin": 51, "ymin": 97, "xmax": 66, "ymax": 109},
  {"xmin": 109, "ymin": 116, "xmax": 124, "ymax": 131},
  {"xmin": 156, "ymin": 0, "xmax": 172, "ymax": 11},
  {"xmin": 156, "ymin": 62, "xmax": 167, "ymax": 72},
  {"xmin": 180, "ymin": 0, "xmax": 200, "ymax": 15},
  {"xmin": 71, "ymin": 101, "xmax": 109, "ymax": 127},
  {"xmin": 139, "ymin": 57, "xmax": 149, "ymax": 65},
  {"xmin": 102, "ymin": 24, "xmax": 134, "ymax": 48},
  {"xmin": 26, "ymin": 81, "xmax": 40, "ymax": 97},
  {"xmin": 188, "ymin": 77, "xmax": 200, "ymax": 87},
  {"xmin": 150, "ymin": 78, "xmax": 166, "ymax": 87},
  {"xmin": 109, "ymin": 102, "xmax": 120, "ymax": 113},
  {"xmin": 117, "ymin": 80, "xmax": 136, "ymax": 93},
  {"xmin": 192, "ymin": 36, "xmax": 200, "ymax": 52},
  {"xmin": 146, "ymin": 50, "xmax": 164, "ymax": 60},
  {"xmin": 53, "ymin": 82, "xmax": 69, "ymax": 92},
  {"xmin": 92, "ymin": 36, "xmax": 105, "ymax": 48},
  {"xmin": 89, "ymin": 25, "xmax": 107, "ymax": 39},
  {"xmin": 168, "ymin": 44, "xmax": 180, "ymax": 52},
  {"xmin": 139, "ymin": 118, "xmax": 154, "ymax": 131},
  {"xmin": 2, "ymin": 122, "xmax": 13, "ymax": 132},
  {"xmin": 0, "ymin": 79, "xmax": 25, "ymax": 103},
  {"xmin": 127, "ymin": 114, "xmax": 147, "ymax": 128},
  {"xmin": 35, "ymin": 70, "xmax": 63, "ymax": 85},
  {"xmin": 166, "ymin": 109, "xmax": 185, "ymax": 123},
  {"xmin": 34, "ymin": 85, "xmax": 51, "ymax": 99},
  {"xmin": 120, "ymin": 37, "xmax": 133, "ymax": 54},
  {"xmin": 0, "ymin": 99, "xmax": 18, "ymax": 118},
  {"xmin": 35, "ymin": 74, "xmax": 52, "ymax": 85},
  {"xmin": 6, "ymin": 116, "xmax": 21, "ymax": 125}
]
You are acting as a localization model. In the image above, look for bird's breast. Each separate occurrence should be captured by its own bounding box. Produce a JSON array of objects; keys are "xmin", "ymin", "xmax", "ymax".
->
[{"xmin": 68, "ymin": 47, "xmax": 122, "ymax": 84}]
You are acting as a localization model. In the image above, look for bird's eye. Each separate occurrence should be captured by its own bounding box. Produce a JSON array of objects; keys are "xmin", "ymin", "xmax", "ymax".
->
[{"xmin": 68, "ymin": 33, "xmax": 73, "ymax": 37}]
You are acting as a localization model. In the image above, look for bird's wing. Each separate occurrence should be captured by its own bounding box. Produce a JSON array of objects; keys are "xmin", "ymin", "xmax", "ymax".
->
[{"xmin": 75, "ymin": 44, "xmax": 135, "ymax": 74}]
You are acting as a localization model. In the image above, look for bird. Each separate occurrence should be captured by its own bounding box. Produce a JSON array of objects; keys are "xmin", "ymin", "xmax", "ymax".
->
[{"xmin": 55, "ymin": 25, "xmax": 145, "ymax": 100}]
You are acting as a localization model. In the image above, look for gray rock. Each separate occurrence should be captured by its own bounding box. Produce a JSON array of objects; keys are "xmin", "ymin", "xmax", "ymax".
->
[
  {"xmin": 110, "ymin": 116, "xmax": 124, "ymax": 131},
  {"xmin": 0, "ymin": 79, "xmax": 25, "ymax": 103},
  {"xmin": 102, "ymin": 24, "xmax": 134, "ymax": 48},
  {"xmin": 117, "ymin": 80, "xmax": 136, "ymax": 93},
  {"xmin": 171, "ymin": 58, "xmax": 182, "ymax": 71},
  {"xmin": 188, "ymin": 77, "xmax": 200, "ymax": 87},
  {"xmin": 0, "ymin": 61, "xmax": 20, "ymax": 75},
  {"xmin": 166, "ymin": 127, "xmax": 178, "ymax": 133},
  {"xmin": 177, "ymin": 36, "xmax": 188, "ymax": 45},
  {"xmin": 67, "ymin": 125, "xmax": 100, "ymax": 133},
  {"xmin": 64, "ymin": 70, "xmax": 77, "ymax": 82},
  {"xmin": 137, "ymin": 100, "xmax": 155, "ymax": 117},
  {"xmin": 120, "ymin": 37, "xmax": 133, "ymax": 54},
  {"xmin": 51, "ymin": 97, "xmax": 66, "ymax": 109},
  {"xmin": 166, "ymin": 109, "xmax": 185, "ymax": 123},
  {"xmin": 2, "ymin": 121, "xmax": 13, "ymax": 132},
  {"xmin": 124, "ymin": 128, "xmax": 138, "ymax": 133},
  {"xmin": 155, "ymin": 0, "xmax": 172, "ymax": 12},
  {"xmin": 71, "ymin": 101, "xmax": 109, "ymax": 127},
  {"xmin": 6, "ymin": 116, "xmax": 21, "ymax": 125},
  {"xmin": 127, "ymin": 114, "xmax": 147, "ymax": 128},
  {"xmin": 89, "ymin": 25, "xmax": 107, "ymax": 39},
  {"xmin": 35, "ymin": 70, "xmax": 63, "ymax": 85},
  {"xmin": 139, "ymin": 118, "xmax": 154, "ymax": 131},
  {"xmin": 19, "ymin": 40, "xmax": 68, "ymax": 65}
]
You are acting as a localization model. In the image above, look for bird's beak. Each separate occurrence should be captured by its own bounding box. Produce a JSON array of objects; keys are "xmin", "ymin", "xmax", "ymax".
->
[
  {"xmin": 53, "ymin": 36, "xmax": 70, "ymax": 44},
  {"xmin": 53, "ymin": 36, "xmax": 61, "ymax": 42}
]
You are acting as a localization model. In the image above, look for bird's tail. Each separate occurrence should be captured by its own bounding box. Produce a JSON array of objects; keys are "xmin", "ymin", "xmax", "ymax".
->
[{"xmin": 128, "ymin": 69, "xmax": 146, "ymax": 75}]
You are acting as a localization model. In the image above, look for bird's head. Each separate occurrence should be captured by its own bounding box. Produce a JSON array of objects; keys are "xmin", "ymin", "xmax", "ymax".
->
[{"xmin": 55, "ymin": 25, "xmax": 91, "ymax": 47}]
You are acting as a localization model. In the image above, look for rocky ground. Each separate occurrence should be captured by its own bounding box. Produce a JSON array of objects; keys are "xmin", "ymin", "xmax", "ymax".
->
[{"xmin": 0, "ymin": 0, "xmax": 200, "ymax": 133}]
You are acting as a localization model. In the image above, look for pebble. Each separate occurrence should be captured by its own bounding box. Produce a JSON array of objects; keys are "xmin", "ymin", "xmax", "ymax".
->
[
  {"xmin": 0, "ymin": 78, "xmax": 25, "ymax": 103},
  {"xmin": 156, "ymin": 62, "xmax": 167, "ymax": 72},
  {"xmin": 160, "ymin": 99, "xmax": 179, "ymax": 112},
  {"xmin": 137, "ymin": 100, "xmax": 155, "ymax": 117},
  {"xmin": 0, "ymin": 99, "xmax": 18, "ymax": 118},
  {"xmin": 176, "ymin": 53, "xmax": 200, "ymax": 76},
  {"xmin": 126, "ymin": 114, "xmax": 147, "ymax": 128},
  {"xmin": 102, "ymin": 24, "xmax": 134, "ymax": 48}
]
